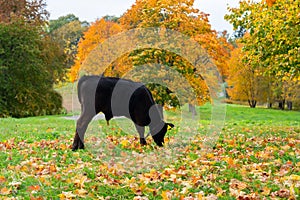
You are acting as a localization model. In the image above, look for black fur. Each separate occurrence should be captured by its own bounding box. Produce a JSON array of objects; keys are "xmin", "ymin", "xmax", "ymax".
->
[{"xmin": 72, "ymin": 75, "xmax": 174, "ymax": 150}]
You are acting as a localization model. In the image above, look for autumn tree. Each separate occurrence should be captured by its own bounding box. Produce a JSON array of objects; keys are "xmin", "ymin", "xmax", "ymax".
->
[
  {"xmin": 69, "ymin": 18, "xmax": 123, "ymax": 82},
  {"xmin": 0, "ymin": 0, "xmax": 49, "ymax": 26},
  {"xmin": 227, "ymin": 42, "xmax": 269, "ymax": 108},
  {"xmin": 225, "ymin": 0, "xmax": 300, "ymax": 109},
  {"xmin": 70, "ymin": 0, "xmax": 232, "ymax": 109},
  {"xmin": 119, "ymin": 0, "xmax": 232, "ymax": 107}
]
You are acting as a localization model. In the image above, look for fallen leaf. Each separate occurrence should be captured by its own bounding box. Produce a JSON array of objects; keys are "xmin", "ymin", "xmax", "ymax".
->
[
  {"xmin": 0, "ymin": 187, "xmax": 12, "ymax": 195},
  {"xmin": 261, "ymin": 187, "xmax": 271, "ymax": 196},
  {"xmin": 75, "ymin": 188, "xmax": 88, "ymax": 196},
  {"xmin": 230, "ymin": 179, "xmax": 247, "ymax": 190},
  {"xmin": 133, "ymin": 196, "xmax": 149, "ymax": 200},
  {"xmin": 73, "ymin": 175, "xmax": 87, "ymax": 188},
  {"xmin": 0, "ymin": 176, "xmax": 6, "ymax": 183},
  {"xmin": 27, "ymin": 185, "xmax": 41, "ymax": 192},
  {"xmin": 9, "ymin": 181, "xmax": 22, "ymax": 188},
  {"xmin": 271, "ymin": 189, "xmax": 290, "ymax": 198},
  {"xmin": 58, "ymin": 191, "xmax": 77, "ymax": 199},
  {"xmin": 161, "ymin": 190, "xmax": 171, "ymax": 200}
]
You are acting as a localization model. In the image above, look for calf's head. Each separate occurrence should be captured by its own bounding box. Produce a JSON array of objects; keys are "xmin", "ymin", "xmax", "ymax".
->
[{"xmin": 152, "ymin": 122, "xmax": 174, "ymax": 146}]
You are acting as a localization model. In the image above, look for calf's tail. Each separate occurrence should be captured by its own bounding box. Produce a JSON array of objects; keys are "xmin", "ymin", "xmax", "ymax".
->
[{"xmin": 77, "ymin": 75, "xmax": 89, "ymax": 104}]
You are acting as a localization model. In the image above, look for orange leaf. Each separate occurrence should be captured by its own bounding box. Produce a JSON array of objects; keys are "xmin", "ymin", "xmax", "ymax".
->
[
  {"xmin": 0, "ymin": 176, "xmax": 6, "ymax": 184},
  {"xmin": 49, "ymin": 164, "xmax": 57, "ymax": 173},
  {"xmin": 266, "ymin": 0, "xmax": 276, "ymax": 6},
  {"xmin": 261, "ymin": 187, "xmax": 271, "ymax": 196},
  {"xmin": 0, "ymin": 187, "xmax": 12, "ymax": 195},
  {"xmin": 27, "ymin": 185, "xmax": 41, "ymax": 192}
]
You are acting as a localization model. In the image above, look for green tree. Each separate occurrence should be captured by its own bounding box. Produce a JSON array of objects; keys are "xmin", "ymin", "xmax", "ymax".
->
[
  {"xmin": 48, "ymin": 15, "xmax": 89, "ymax": 68},
  {"xmin": 0, "ymin": 21, "xmax": 65, "ymax": 117},
  {"xmin": 0, "ymin": 0, "xmax": 66, "ymax": 117}
]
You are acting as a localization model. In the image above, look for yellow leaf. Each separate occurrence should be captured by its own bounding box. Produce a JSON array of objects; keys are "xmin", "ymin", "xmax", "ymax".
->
[
  {"xmin": 161, "ymin": 190, "xmax": 170, "ymax": 200},
  {"xmin": 206, "ymin": 153, "xmax": 214, "ymax": 159},
  {"xmin": 59, "ymin": 191, "xmax": 77, "ymax": 199},
  {"xmin": 289, "ymin": 175, "xmax": 300, "ymax": 181},
  {"xmin": 46, "ymin": 128, "xmax": 52, "ymax": 133},
  {"xmin": 59, "ymin": 143, "xmax": 67, "ymax": 150},
  {"xmin": 73, "ymin": 175, "xmax": 87, "ymax": 188},
  {"xmin": 49, "ymin": 164, "xmax": 57, "ymax": 173},
  {"xmin": 75, "ymin": 188, "xmax": 88, "ymax": 196},
  {"xmin": 120, "ymin": 139, "xmax": 129, "ymax": 147},
  {"xmin": 261, "ymin": 187, "xmax": 271, "ymax": 195}
]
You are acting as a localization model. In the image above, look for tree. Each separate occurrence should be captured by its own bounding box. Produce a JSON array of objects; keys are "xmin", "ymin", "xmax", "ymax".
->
[
  {"xmin": 70, "ymin": 0, "xmax": 232, "ymax": 108},
  {"xmin": 0, "ymin": 0, "xmax": 66, "ymax": 117},
  {"xmin": 227, "ymin": 42, "xmax": 269, "ymax": 108},
  {"xmin": 48, "ymin": 15, "xmax": 89, "ymax": 68},
  {"xmin": 48, "ymin": 14, "xmax": 83, "ymax": 33},
  {"xmin": 119, "ymin": 0, "xmax": 232, "ymax": 106},
  {"xmin": 225, "ymin": 0, "xmax": 299, "ymax": 78},
  {"xmin": 0, "ymin": 0, "xmax": 49, "ymax": 26},
  {"xmin": 103, "ymin": 15, "xmax": 119, "ymax": 23},
  {"xmin": 69, "ymin": 18, "xmax": 123, "ymax": 82},
  {"xmin": 0, "ymin": 21, "xmax": 65, "ymax": 117},
  {"xmin": 225, "ymin": 0, "xmax": 300, "ymax": 109}
]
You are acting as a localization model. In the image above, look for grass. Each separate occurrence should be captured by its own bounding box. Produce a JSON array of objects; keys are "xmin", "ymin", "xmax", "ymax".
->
[{"xmin": 0, "ymin": 104, "xmax": 299, "ymax": 199}]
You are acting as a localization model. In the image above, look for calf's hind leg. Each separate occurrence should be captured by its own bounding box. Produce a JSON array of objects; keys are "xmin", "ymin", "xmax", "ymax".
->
[
  {"xmin": 72, "ymin": 108, "xmax": 95, "ymax": 151},
  {"xmin": 135, "ymin": 124, "xmax": 146, "ymax": 145}
]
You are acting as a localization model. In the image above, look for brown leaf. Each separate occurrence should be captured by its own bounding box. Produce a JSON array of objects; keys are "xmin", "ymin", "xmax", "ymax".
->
[
  {"xmin": 230, "ymin": 179, "xmax": 247, "ymax": 190},
  {"xmin": 271, "ymin": 189, "xmax": 290, "ymax": 198}
]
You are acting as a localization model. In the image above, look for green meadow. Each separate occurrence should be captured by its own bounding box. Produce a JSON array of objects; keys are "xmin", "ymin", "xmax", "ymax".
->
[{"xmin": 0, "ymin": 104, "xmax": 299, "ymax": 199}]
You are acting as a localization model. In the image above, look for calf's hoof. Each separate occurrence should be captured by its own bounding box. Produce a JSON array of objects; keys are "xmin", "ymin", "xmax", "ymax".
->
[
  {"xmin": 140, "ymin": 138, "xmax": 147, "ymax": 146},
  {"xmin": 72, "ymin": 141, "xmax": 85, "ymax": 151}
]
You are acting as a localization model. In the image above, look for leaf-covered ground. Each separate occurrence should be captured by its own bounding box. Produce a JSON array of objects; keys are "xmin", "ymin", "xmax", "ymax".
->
[{"xmin": 0, "ymin": 105, "xmax": 299, "ymax": 199}]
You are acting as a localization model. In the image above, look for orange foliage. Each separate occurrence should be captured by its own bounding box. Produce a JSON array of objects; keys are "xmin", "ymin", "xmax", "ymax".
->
[{"xmin": 69, "ymin": 18, "xmax": 122, "ymax": 82}]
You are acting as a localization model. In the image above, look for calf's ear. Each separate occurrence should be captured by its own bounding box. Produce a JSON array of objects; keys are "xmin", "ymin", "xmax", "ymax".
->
[{"xmin": 166, "ymin": 123, "xmax": 174, "ymax": 130}]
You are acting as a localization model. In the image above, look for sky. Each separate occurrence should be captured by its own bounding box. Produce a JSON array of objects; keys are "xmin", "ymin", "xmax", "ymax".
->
[{"xmin": 46, "ymin": 0, "xmax": 240, "ymax": 34}]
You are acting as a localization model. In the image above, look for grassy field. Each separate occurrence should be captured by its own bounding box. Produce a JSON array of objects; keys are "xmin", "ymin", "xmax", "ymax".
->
[{"xmin": 0, "ymin": 104, "xmax": 299, "ymax": 199}]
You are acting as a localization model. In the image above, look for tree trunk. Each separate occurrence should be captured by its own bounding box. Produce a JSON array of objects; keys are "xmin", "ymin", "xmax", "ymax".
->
[
  {"xmin": 188, "ymin": 104, "xmax": 197, "ymax": 117},
  {"xmin": 248, "ymin": 100, "xmax": 257, "ymax": 108},
  {"xmin": 278, "ymin": 99, "xmax": 285, "ymax": 110},
  {"xmin": 287, "ymin": 101, "xmax": 292, "ymax": 110},
  {"xmin": 267, "ymin": 102, "xmax": 272, "ymax": 108}
]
